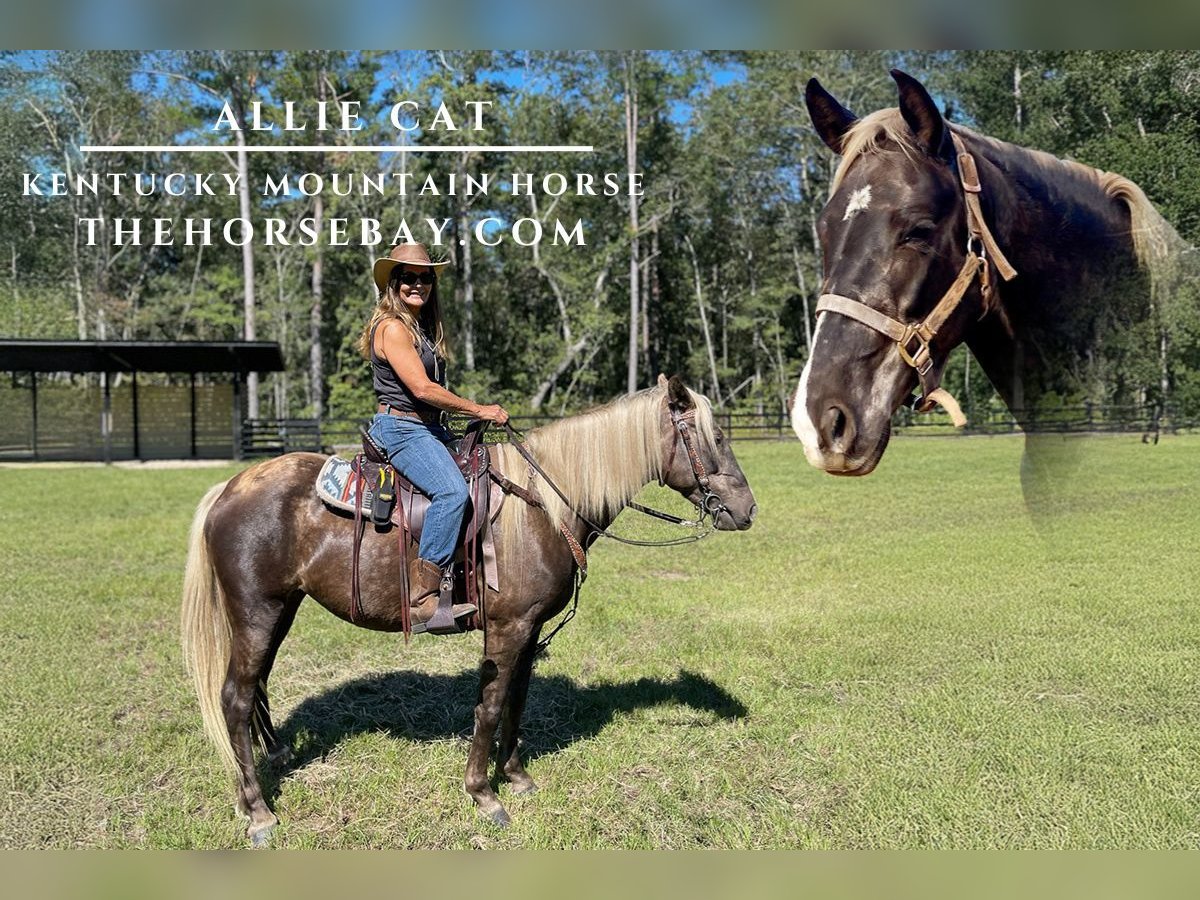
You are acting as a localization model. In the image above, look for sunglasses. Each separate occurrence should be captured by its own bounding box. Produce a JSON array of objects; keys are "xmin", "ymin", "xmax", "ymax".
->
[{"xmin": 396, "ymin": 270, "xmax": 436, "ymax": 286}]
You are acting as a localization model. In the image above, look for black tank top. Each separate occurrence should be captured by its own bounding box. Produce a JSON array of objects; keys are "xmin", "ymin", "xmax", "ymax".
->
[{"xmin": 370, "ymin": 319, "xmax": 445, "ymax": 415}]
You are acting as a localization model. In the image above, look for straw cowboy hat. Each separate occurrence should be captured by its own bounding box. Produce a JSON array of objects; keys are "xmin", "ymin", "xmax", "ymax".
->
[{"xmin": 372, "ymin": 243, "xmax": 450, "ymax": 293}]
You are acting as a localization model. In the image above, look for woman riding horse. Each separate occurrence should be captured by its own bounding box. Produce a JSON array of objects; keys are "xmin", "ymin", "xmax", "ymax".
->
[{"xmin": 359, "ymin": 242, "xmax": 509, "ymax": 632}]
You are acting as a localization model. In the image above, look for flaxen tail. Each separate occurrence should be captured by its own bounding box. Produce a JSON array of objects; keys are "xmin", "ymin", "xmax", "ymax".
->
[{"xmin": 181, "ymin": 481, "xmax": 238, "ymax": 774}]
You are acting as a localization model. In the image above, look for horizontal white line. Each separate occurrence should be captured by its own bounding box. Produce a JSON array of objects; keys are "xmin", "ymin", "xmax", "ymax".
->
[{"xmin": 79, "ymin": 144, "xmax": 594, "ymax": 154}]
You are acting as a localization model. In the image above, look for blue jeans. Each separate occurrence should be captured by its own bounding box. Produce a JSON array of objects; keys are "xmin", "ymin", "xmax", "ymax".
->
[{"xmin": 367, "ymin": 413, "xmax": 468, "ymax": 567}]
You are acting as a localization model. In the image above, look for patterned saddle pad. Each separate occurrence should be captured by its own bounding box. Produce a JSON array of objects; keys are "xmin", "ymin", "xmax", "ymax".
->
[{"xmin": 315, "ymin": 454, "xmax": 375, "ymax": 515}]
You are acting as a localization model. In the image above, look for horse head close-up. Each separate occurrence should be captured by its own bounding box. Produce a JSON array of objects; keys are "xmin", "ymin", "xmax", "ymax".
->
[{"xmin": 792, "ymin": 69, "xmax": 1177, "ymax": 478}]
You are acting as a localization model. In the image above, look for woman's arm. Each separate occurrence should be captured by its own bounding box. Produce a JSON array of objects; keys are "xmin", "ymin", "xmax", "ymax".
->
[{"xmin": 378, "ymin": 320, "xmax": 508, "ymax": 423}]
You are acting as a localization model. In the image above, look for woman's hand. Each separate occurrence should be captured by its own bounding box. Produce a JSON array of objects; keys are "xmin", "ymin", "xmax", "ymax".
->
[{"xmin": 476, "ymin": 404, "xmax": 510, "ymax": 425}]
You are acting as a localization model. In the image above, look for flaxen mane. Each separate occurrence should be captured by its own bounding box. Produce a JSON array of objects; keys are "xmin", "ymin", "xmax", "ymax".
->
[
  {"xmin": 831, "ymin": 108, "xmax": 1184, "ymax": 294},
  {"xmin": 491, "ymin": 383, "xmax": 716, "ymax": 539}
]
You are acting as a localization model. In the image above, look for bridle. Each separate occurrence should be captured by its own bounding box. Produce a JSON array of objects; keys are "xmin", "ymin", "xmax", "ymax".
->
[
  {"xmin": 656, "ymin": 406, "xmax": 727, "ymax": 521},
  {"xmin": 815, "ymin": 131, "xmax": 1018, "ymax": 426},
  {"xmin": 502, "ymin": 405, "xmax": 726, "ymax": 549}
]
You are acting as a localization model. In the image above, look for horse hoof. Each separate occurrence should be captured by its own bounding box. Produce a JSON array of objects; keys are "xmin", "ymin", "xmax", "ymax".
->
[
  {"xmin": 248, "ymin": 824, "xmax": 275, "ymax": 848},
  {"xmin": 509, "ymin": 780, "xmax": 539, "ymax": 797},
  {"xmin": 267, "ymin": 746, "xmax": 293, "ymax": 768},
  {"xmin": 481, "ymin": 805, "xmax": 511, "ymax": 828}
]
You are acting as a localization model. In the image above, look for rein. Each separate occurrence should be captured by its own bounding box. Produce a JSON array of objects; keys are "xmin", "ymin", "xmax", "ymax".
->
[{"xmin": 815, "ymin": 131, "xmax": 1018, "ymax": 427}]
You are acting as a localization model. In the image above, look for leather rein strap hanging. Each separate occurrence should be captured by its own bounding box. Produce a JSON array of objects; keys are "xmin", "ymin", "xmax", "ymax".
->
[{"xmin": 815, "ymin": 132, "xmax": 1018, "ymax": 427}]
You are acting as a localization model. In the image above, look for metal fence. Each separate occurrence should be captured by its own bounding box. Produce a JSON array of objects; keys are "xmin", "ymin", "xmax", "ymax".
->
[
  {"xmin": 238, "ymin": 402, "xmax": 1199, "ymax": 457},
  {"xmin": 0, "ymin": 375, "xmax": 236, "ymax": 461},
  {"xmin": 241, "ymin": 418, "xmax": 324, "ymax": 456}
]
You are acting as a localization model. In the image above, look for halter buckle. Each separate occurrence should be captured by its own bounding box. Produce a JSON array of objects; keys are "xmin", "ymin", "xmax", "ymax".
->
[{"xmin": 897, "ymin": 327, "xmax": 932, "ymax": 375}]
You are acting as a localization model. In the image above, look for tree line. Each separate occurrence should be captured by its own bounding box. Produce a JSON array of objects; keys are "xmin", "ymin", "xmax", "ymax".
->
[{"xmin": 2, "ymin": 51, "xmax": 1198, "ymax": 421}]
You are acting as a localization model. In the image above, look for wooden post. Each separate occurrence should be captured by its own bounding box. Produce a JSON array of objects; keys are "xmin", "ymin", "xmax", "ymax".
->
[
  {"xmin": 232, "ymin": 372, "xmax": 244, "ymax": 461},
  {"xmin": 30, "ymin": 371, "xmax": 38, "ymax": 462},
  {"xmin": 190, "ymin": 373, "xmax": 198, "ymax": 458},
  {"xmin": 101, "ymin": 371, "xmax": 112, "ymax": 464},
  {"xmin": 131, "ymin": 370, "xmax": 141, "ymax": 459}
]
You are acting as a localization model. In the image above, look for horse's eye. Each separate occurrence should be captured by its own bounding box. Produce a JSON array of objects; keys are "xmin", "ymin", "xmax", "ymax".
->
[{"xmin": 901, "ymin": 221, "xmax": 937, "ymax": 247}]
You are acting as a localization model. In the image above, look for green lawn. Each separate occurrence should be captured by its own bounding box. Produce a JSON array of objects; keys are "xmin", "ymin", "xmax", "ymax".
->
[{"xmin": 2, "ymin": 434, "xmax": 1198, "ymax": 848}]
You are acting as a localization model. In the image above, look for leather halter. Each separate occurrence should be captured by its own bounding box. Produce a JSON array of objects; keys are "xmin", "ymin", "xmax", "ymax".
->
[{"xmin": 815, "ymin": 132, "xmax": 1018, "ymax": 427}]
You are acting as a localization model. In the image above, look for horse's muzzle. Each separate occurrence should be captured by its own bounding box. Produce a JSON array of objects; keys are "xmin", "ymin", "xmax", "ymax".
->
[{"xmin": 715, "ymin": 502, "xmax": 756, "ymax": 531}]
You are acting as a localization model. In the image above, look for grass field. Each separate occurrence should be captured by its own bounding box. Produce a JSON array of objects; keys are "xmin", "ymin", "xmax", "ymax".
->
[{"xmin": 2, "ymin": 433, "xmax": 1199, "ymax": 848}]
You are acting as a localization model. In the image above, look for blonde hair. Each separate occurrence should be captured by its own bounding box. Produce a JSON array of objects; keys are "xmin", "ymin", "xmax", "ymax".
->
[{"xmin": 356, "ymin": 269, "xmax": 447, "ymax": 360}]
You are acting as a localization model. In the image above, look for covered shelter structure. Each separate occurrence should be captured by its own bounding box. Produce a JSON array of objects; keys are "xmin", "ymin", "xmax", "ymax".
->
[{"xmin": 0, "ymin": 339, "xmax": 284, "ymax": 462}]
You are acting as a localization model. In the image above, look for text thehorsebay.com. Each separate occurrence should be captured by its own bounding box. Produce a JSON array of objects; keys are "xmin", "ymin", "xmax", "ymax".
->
[{"xmin": 21, "ymin": 99, "xmax": 644, "ymax": 248}]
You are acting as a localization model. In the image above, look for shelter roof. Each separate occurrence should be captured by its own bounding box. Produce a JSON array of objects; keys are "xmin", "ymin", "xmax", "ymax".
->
[{"xmin": 0, "ymin": 340, "xmax": 284, "ymax": 374}]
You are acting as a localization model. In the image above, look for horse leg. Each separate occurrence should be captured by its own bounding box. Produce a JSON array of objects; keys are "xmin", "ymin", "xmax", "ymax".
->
[
  {"xmin": 496, "ymin": 631, "xmax": 541, "ymax": 796},
  {"xmin": 465, "ymin": 625, "xmax": 532, "ymax": 826},
  {"xmin": 251, "ymin": 593, "xmax": 303, "ymax": 768},
  {"xmin": 221, "ymin": 595, "xmax": 293, "ymax": 846}
]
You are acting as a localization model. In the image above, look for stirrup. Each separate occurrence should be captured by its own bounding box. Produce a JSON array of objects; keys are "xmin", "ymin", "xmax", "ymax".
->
[
  {"xmin": 410, "ymin": 603, "xmax": 476, "ymax": 635},
  {"xmin": 411, "ymin": 568, "xmax": 475, "ymax": 635}
]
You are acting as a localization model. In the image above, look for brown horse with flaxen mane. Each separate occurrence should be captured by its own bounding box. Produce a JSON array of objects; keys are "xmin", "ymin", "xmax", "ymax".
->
[{"xmin": 182, "ymin": 375, "xmax": 756, "ymax": 845}]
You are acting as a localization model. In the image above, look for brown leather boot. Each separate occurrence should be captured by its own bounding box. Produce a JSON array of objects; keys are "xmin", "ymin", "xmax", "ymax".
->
[
  {"xmin": 407, "ymin": 557, "xmax": 442, "ymax": 608},
  {"xmin": 407, "ymin": 558, "xmax": 476, "ymax": 634}
]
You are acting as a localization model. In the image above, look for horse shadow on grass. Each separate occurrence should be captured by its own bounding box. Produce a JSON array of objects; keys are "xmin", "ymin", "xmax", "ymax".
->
[{"xmin": 263, "ymin": 668, "xmax": 746, "ymax": 802}]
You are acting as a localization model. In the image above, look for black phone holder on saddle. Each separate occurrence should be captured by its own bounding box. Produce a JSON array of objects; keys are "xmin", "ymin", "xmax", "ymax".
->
[
  {"xmin": 371, "ymin": 466, "xmax": 396, "ymax": 526},
  {"xmin": 360, "ymin": 429, "xmax": 394, "ymax": 526}
]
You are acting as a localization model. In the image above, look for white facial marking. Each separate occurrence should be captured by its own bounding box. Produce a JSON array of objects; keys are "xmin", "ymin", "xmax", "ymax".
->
[
  {"xmin": 865, "ymin": 346, "xmax": 908, "ymax": 425},
  {"xmin": 842, "ymin": 185, "xmax": 872, "ymax": 221},
  {"xmin": 793, "ymin": 311, "xmax": 909, "ymax": 473},
  {"xmin": 791, "ymin": 316, "xmax": 826, "ymax": 465}
]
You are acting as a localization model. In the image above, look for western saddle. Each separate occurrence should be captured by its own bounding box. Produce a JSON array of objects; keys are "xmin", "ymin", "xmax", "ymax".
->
[{"xmin": 350, "ymin": 420, "xmax": 495, "ymax": 636}]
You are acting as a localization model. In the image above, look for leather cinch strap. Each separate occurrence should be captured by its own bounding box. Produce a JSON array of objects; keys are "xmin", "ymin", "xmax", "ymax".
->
[{"xmin": 815, "ymin": 132, "xmax": 1017, "ymax": 428}]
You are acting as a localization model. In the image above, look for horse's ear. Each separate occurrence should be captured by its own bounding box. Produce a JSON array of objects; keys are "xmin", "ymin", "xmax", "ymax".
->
[
  {"xmin": 666, "ymin": 374, "xmax": 694, "ymax": 411},
  {"xmin": 806, "ymin": 77, "xmax": 857, "ymax": 155},
  {"xmin": 657, "ymin": 373, "xmax": 668, "ymax": 388},
  {"xmin": 892, "ymin": 69, "xmax": 952, "ymax": 160}
]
